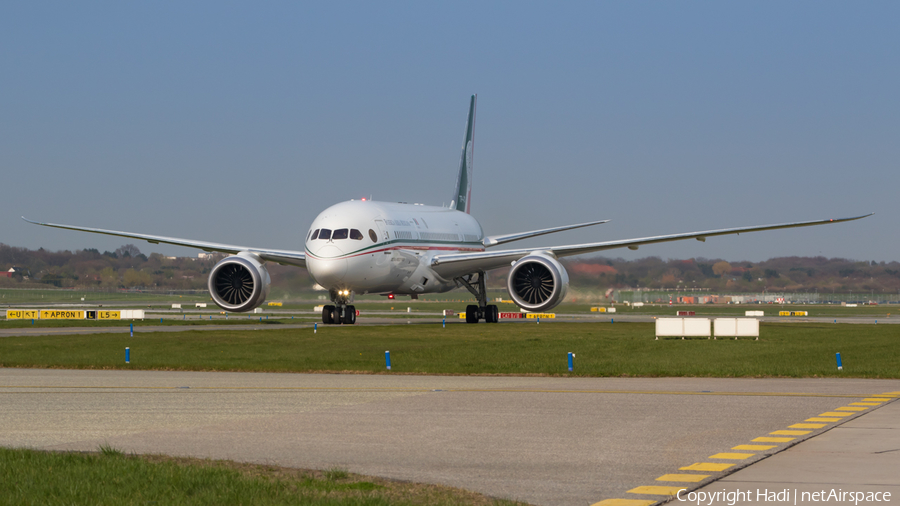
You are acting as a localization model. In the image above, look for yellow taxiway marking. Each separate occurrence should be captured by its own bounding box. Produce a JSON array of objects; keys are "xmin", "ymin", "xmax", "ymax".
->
[
  {"xmin": 806, "ymin": 417, "xmax": 842, "ymax": 422},
  {"xmin": 732, "ymin": 444, "xmax": 776, "ymax": 451},
  {"xmin": 862, "ymin": 398, "xmax": 889, "ymax": 402},
  {"xmin": 656, "ymin": 474, "xmax": 709, "ymax": 483},
  {"xmin": 627, "ymin": 486, "xmax": 687, "ymax": 496},
  {"xmin": 591, "ymin": 500, "xmax": 655, "ymax": 506},
  {"xmin": 709, "ymin": 452, "xmax": 754, "ymax": 460},
  {"xmin": 753, "ymin": 436, "xmax": 795, "ymax": 443},
  {"xmin": 680, "ymin": 463, "xmax": 733, "ymax": 472},
  {"xmin": 789, "ymin": 423, "xmax": 826, "ymax": 429},
  {"xmin": 835, "ymin": 406, "xmax": 867, "ymax": 411},
  {"xmin": 850, "ymin": 402, "xmax": 882, "ymax": 406},
  {"xmin": 770, "ymin": 430, "xmax": 811, "ymax": 436},
  {"xmin": 818, "ymin": 412, "xmax": 853, "ymax": 417}
]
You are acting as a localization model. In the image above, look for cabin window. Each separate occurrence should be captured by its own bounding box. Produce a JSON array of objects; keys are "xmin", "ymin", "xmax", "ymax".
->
[
  {"xmin": 332, "ymin": 229, "xmax": 349, "ymax": 240},
  {"xmin": 368, "ymin": 229, "xmax": 378, "ymax": 242},
  {"xmin": 319, "ymin": 229, "xmax": 332, "ymax": 240},
  {"xmin": 350, "ymin": 229, "xmax": 363, "ymax": 240},
  {"xmin": 310, "ymin": 229, "xmax": 319, "ymax": 240}
]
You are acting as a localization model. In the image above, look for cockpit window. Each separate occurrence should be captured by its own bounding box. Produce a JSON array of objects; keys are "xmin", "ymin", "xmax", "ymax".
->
[
  {"xmin": 310, "ymin": 229, "xmax": 319, "ymax": 241},
  {"xmin": 318, "ymin": 229, "xmax": 332, "ymax": 240},
  {"xmin": 350, "ymin": 229, "xmax": 363, "ymax": 240},
  {"xmin": 332, "ymin": 229, "xmax": 349, "ymax": 240},
  {"xmin": 368, "ymin": 229, "xmax": 377, "ymax": 242}
]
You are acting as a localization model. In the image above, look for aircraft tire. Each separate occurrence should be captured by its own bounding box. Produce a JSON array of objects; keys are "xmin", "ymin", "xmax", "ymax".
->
[
  {"xmin": 465, "ymin": 304, "xmax": 479, "ymax": 324},
  {"xmin": 486, "ymin": 305, "xmax": 499, "ymax": 323},
  {"xmin": 343, "ymin": 305, "xmax": 357, "ymax": 324},
  {"xmin": 323, "ymin": 305, "xmax": 335, "ymax": 324}
]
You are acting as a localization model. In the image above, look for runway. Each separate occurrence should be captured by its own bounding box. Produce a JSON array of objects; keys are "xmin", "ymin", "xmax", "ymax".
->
[{"xmin": 2, "ymin": 368, "xmax": 898, "ymax": 506}]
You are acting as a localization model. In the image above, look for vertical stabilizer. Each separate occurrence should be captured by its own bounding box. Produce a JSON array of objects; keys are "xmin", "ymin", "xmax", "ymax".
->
[{"xmin": 451, "ymin": 94, "xmax": 476, "ymax": 214}]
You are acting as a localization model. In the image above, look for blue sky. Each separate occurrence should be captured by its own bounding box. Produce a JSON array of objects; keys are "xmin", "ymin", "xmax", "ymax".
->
[{"xmin": 2, "ymin": 2, "xmax": 897, "ymax": 261}]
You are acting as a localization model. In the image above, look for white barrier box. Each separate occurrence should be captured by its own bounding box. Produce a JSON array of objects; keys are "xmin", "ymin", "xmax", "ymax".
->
[
  {"xmin": 745, "ymin": 310, "xmax": 764, "ymax": 316},
  {"xmin": 253, "ymin": 308, "xmax": 263, "ymax": 313},
  {"xmin": 655, "ymin": 318, "xmax": 683, "ymax": 337},
  {"xmin": 172, "ymin": 304, "xmax": 181, "ymax": 309},
  {"xmin": 195, "ymin": 303, "xmax": 207, "ymax": 308},
  {"xmin": 656, "ymin": 317, "xmax": 711, "ymax": 338},
  {"xmin": 607, "ymin": 307, "xmax": 616, "ymax": 313},
  {"xmin": 714, "ymin": 318, "xmax": 759, "ymax": 338},
  {"xmin": 683, "ymin": 318, "xmax": 711, "ymax": 337},
  {"xmin": 633, "ymin": 302, "xmax": 644, "ymax": 307}
]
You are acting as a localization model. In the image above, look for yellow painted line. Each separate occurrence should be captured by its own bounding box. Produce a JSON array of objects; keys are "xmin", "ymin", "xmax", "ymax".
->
[
  {"xmin": 656, "ymin": 474, "xmax": 709, "ymax": 483},
  {"xmin": 591, "ymin": 500, "xmax": 655, "ymax": 506},
  {"xmin": 752, "ymin": 437, "xmax": 795, "ymax": 443},
  {"xmin": 709, "ymin": 452, "xmax": 754, "ymax": 460},
  {"xmin": 789, "ymin": 423, "xmax": 826, "ymax": 429},
  {"xmin": 835, "ymin": 406, "xmax": 867, "ymax": 411},
  {"xmin": 627, "ymin": 486, "xmax": 686, "ymax": 496},
  {"xmin": 732, "ymin": 444, "xmax": 776, "ymax": 451},
  {"xmin": 818, "ymin": 412, "xmax": 853, "ymax": 417},
  {"xmin": 806, "ymin": 417, "xmax": 842, "ymax": 422},
  {"xmin": 850, "ymin": 402, "xmax": 882, "ymax": 406},
  {"xmin": 879, "ymin": 392, "xmax": 900, "ymax": 396},
  {"xmin": 680, "ymin": 462, "xmax": 733, "ymax": 472},
  {"xmin": 862, "ymin": 398, "xmax": 889, "ymax": 402},
  {"xmin": 770, "ymin": 430, "xmax": 811, "ymax": 436}
]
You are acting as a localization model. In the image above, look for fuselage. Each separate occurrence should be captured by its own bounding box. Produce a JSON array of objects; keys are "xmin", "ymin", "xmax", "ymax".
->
[{"xmin": 305, "ymin": 200, "xmax": 484, "ymax": 296}]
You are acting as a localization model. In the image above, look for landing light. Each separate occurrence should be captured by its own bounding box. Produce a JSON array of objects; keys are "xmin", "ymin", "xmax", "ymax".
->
[{"xmin": 388, "ymin": 294, "xmax": 395, "ymax": 299}]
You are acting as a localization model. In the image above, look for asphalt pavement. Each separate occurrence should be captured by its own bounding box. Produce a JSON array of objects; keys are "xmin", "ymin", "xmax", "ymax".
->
[{"xmin": 1, "ymin": 369, "xmax": 897, "ymax": 506}]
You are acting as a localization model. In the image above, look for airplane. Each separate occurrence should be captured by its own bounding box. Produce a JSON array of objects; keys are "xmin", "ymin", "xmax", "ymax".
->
[{"xmin": 24, "ymin": 95, "xmax": 872, "ymax": 325}]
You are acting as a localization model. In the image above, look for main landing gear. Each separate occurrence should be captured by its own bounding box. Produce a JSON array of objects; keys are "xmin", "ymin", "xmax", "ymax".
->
[
  {"xmin": 456, "ymin": 271, "xmax": 499, "ymax": 324},
  {"xmin": 322, "ymin": 289, "xmax": 356, "ymax": 324}
]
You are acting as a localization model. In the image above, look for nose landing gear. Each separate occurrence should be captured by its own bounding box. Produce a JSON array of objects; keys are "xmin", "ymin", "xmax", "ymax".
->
[{"xmin": 321, "ymin": 304, "xmax": 357, "ymax": 324}]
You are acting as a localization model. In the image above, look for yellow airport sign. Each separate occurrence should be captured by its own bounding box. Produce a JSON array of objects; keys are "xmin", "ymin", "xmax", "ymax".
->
[
  {"xmin": 98, "ymin": 310, "xmax": 121, "ymax": 320},
  {"xmin": 779, "ymin": 311, "xmax": 808, "ymax": 316},
  {"xmin": 40, "ymin": 310, "xmax": 85, "ymax": 320},
  {"xmin": 6, "ymin": 310, "xmax": 39, "ymax": 319},
  {"xmin": 591, "ymin": 307, "xmax": 607, "ymax": 313},
  {"xmin": 525, "ymin": 313, "xmax": 555, "ymax": 319},
  {"xmin": 267, "ymin": 302, "xmax": 283, "ymax": 307}
]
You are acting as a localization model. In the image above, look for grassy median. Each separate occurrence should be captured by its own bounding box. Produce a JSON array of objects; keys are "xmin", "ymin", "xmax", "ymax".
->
[
  {"xmin": 1, "ymin": 321, "xmax": 897, "ymax": 378},
  {"xmin": 0, "ymin": 447, "xmax": 521, "ymax": 506}
]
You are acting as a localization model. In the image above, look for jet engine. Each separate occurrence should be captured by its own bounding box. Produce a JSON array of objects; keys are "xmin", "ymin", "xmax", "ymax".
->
[
  {"xmin": 507, "ymin": 253, "xmax": 569, "ymax": 312},
  {"xmin": 208, "ymin": 253, "xmax": 271, "ymax": 312}
]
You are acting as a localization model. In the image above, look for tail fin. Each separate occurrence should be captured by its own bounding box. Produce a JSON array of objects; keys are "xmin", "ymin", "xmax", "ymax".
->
[{"xmin": 451, "ymin": 94, "xmax": 476, "ymax": 214}]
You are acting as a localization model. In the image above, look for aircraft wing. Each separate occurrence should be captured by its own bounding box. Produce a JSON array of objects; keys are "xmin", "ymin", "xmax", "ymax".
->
[
  {"xmin": 22, "ymin": 217, "xmax": 307, "ymax": 268},
  {"xmin": 482, "ymin": 220, "xmax": 609, "ymax": 247},
  {"xmin": 431, "ymin": 214, "xmax": 873, "ymax": 279}
]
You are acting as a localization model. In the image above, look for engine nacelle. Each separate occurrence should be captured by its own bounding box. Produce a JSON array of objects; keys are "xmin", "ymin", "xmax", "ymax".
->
[
  {"xmin": 507, "ymin": 253, "xmax": 569, "ymax": 313},
  {"xmin": 208, "ymin": 253, "xmax": 271, "ymax": 312}
]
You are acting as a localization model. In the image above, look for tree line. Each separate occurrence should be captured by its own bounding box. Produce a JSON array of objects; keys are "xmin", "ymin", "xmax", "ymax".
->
[{"xmin": 2, "ymin": 243, "xmax": 898, "ymax": 294}]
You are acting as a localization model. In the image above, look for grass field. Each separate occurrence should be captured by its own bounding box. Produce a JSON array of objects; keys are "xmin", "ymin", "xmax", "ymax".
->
[
  {"xmin": 1, "ymin": 321, "xmax": 897, "ymax": 378},
  {"xmin": 0, "ymin": 447, "xmax": 520, "ymax": 506}
]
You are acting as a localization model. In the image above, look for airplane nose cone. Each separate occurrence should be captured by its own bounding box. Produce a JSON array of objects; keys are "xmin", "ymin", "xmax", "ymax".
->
[{"xmin": 309, "ymin": 246, "xmax": 348, "ymax": 287}]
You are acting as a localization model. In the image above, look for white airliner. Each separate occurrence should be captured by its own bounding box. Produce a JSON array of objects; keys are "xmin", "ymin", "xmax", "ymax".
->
[{"xmin": 25, "ymin": 95, "xmax": 871, "ymax": 324}]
